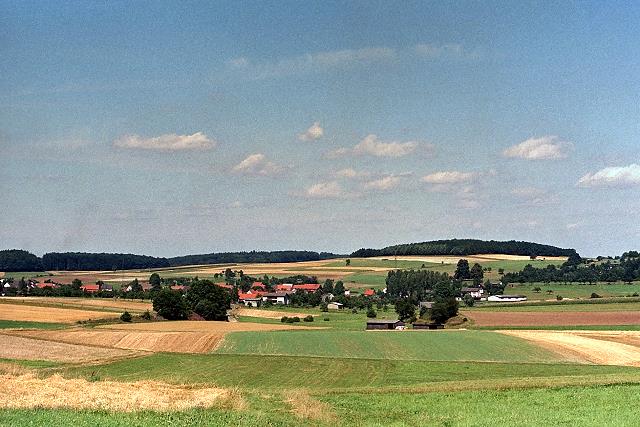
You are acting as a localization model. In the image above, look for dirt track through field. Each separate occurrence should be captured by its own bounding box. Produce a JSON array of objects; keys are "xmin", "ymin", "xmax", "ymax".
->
[
  {"xmin": 0, "ymin": 333, "xmax": 137, "ymax": 363},
  {"xmin": 0, "ymin": 303, "xmax": 119, "ymax": 323},
  {"xmin": 465, "ymin": 310, "xmax": 640, "ymax": 326},
  {"xmin": 500, "ymin": 330, "xmax": 640, "ymax": 366}
]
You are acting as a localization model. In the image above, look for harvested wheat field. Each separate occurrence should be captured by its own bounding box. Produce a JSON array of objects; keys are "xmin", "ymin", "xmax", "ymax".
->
[
  {"xmin": 99, "ymin": 320, "xmax": 319, "ymax": 332},
  {"xmin": 369, "ymin": 254, "xmax": 567, "ymax": 264},
  {"xmin": 0, "ymin": 303, "xmax": 119, "ymax": 323},
  {"xmin": 0, "ymin": 374, "xmax": 242, "ymax": 411},
  {"xmin": 465, "ymin": 310, "xmax": 640, "ymax": 327},
  {"xmin": 234, "ymin": 307, "xmax": 312, "ymax": 319},
  {"xmin": 7, "ymin": 329, "xmax": 225, "ymax": 354},
  {"xmin": 4, "ymin": 297, "xmax": 152, "ymax": 313},
  {"xmin": 500, "ymin": 330, "xmax": 640, "ymax": 366},
  {"xmin": 0, "ymin": 333, "xmax": 137, "ymax": 363}
]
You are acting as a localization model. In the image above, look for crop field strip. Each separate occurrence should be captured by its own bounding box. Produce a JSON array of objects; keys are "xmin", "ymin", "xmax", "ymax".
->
[{"xmin": 0, "ymin": 302, "xmax": 120, "ymax": 323}]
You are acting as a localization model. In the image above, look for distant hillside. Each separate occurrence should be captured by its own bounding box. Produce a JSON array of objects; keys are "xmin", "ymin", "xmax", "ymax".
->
[
  {"xmin": 1, "ymin": 249, "xmax": 341, "ymax": 272},
  {"xmin": 350, "ymin": 239, "xmax": 578, "ymax": 258}
]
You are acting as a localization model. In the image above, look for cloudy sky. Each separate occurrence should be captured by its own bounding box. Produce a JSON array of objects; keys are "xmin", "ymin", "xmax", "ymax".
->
[{"xmin": 2, "ymin": 1, "xmax": 639, "ymax": 257}]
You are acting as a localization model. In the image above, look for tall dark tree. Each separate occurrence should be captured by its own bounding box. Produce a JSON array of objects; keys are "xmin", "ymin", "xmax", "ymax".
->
[
  {"xmin": 149, "ymin": 273, "xmax": 162, "ymax": 292},
  {"xmin": 470, "ymin": 263, "xmax": 484, "ymax": 286},
  {"xmin": 454, "ymin": 259, "xmax": 471, "ymax": 280},
  {"xmin": 334, "ymin": 281, "xmax": 345, "ymax": 296},
  {"xmin": 322, "ymin": 279, "xmax": 334, "ymax": 294},
  {"xmin": 185, "ymin": 280, "xmax": 231, "ymax": 321},
  {"xmin": 395, "ymin": 299, "xmax": 417, "ymax": 322},
  {"xmin": 152, "ymin": 289, "xmax": 190, "ymax": 320}
]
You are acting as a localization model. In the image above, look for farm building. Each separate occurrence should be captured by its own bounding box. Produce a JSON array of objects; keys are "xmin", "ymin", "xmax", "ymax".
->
[
  {"xmin": 275, "ymin": 283, "xmax": 294, "ymax": 292},
  {"xmin": 413, "ymin": 322, "xmax": 444, "ymax": 330},
  {"xmin": 366, "ymin": 319, "xmax": 405, "ymax": 330},
  {"xmin": 293, "ymin": 283, "xmax": 321, "ymax": 293},
  {"xmin": 238, "ymin": 292, "xmax": 262, "ymax": 307},
  {"xmin": 251, "ymin": 282, "xmax": 266, "ymax": 291},
  {"xmin": 363, "ymin": 289, "xmax": 376, "ymax": 297},
  {"xmin": 487, "ymin": 295, "xmax": 527, "ymax": 302},
  {"xmin": 262, "ymin": 292, "xmax": 292, "ymax": 305},
  {"xmin": 327, "ymin": 302, "xmax": 343, "ymax": 310},
  {"xmin": 80, "ymin": 284, "xmax": 100, "ymax": 293},
  {"xmin": 461, "ymin": 287, "xmax": 484, "ymax": 299},
  {"xmin": 419, "ymin": 301, "xmax": 434, "ymax": 310}
]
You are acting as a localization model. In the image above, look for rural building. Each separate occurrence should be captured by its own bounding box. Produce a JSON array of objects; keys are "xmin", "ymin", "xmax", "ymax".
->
[
  {"xmin": 344, "ymin": 290, "xmax": 351, "ymax": 297},
  {"xmin": 293, "ymin": 283, "xmax": 321, "ymax": 293},
  {"xmin": 419, "ymin": 301, "xmax": 434, "ymax": 310},
  {"xmin": 251, "ymin": 282, "xmax": 266, "ymax": 291},
  {"xmin": 238, "ymin": 292, "xmax": 262, "ymax": 307},
  {"xmin": 327, "ymin": 302, "xmax": 343, "ymax": 310},
  {"xmin": 275, "ymin": 283, "xmax": 294, "ymax": 292},
  {"xmin": 80, "ymin": 284, "xmax": 100, "ymax": 293},
  {"xmin": 101, "ymin": 284, "xmax": 113, "ymax": 292},
  {"xmin": 262, "ymin": 292, "xmax": 292, "ymax": 305},
  {"xmin": 461, "ymin": 287, "xmax": 484, "ymax": 299},
  {"xmin": 487, "ymin": 295, "xmax": 527, "ymax": 302},
  {"xmin": 413, "ymin": 322, "xmax": 444, "ymax": 330},
  {"xmin": 363, "ymin": 289, "xmax": 376, "ymax": 297},
  {"xmin": 366, "ymin": 319, "xmax": 405, "ymax": 330}
]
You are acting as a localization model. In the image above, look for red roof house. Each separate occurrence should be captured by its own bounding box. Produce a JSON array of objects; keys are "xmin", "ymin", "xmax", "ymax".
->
[
  {"xmin": 363, "ymin": 289, "xmax": 376, "ymax": 297},
  {"xmin": 251, "ymin": 282, "xmax": 266, "ymax": 290},
  {"xmin": 216, "ymin": 283, "xmax": 234, "ymax": 290},
  {"xmin": 292, "ymin": 283, "xmax": 322, "ymax": 293},
  {"xmin": 81, "ymin": 284, "xmax": 100, "ymax": 293},
  {"xmin": 275, "ymin": 284, "xmax": 294, "ymax": 292}
]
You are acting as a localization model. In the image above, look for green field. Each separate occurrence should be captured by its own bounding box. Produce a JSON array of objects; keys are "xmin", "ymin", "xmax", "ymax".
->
[
  {"xmin": 214, "ymin": 330, "xmax": 559, "ymax": 362},
  {"xmin": 506, "ymin": 282, "xmax": 640, "ymax": 300},
  {"xmin": 0, "ymin": 320, "xmax": 67, "ymax": 329}
]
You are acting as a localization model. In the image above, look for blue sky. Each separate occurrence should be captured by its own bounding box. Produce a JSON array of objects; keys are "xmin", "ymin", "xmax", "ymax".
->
[{"xmin": 2, "ymin": 1, "xmax": 639, "ymax": 257}]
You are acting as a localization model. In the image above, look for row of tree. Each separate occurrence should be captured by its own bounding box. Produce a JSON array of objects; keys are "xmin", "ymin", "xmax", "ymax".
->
[
  {"xmin": 351, "ymin": 239, "xmax": 578, "ymax": 258},
  {"xmin": 0, "ymin": 249, "xmax": 342, "ymax": 272},
  {"xmin": 502, "ymin": 253, "xmax": 640, "ymax": 284}
]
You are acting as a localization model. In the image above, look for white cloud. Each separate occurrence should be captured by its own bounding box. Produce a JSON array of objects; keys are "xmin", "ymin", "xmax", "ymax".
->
[
  {"xmin": 363, "ymin": 175, "xmax": 402, "ymax": 191},
  {"xmin": 414, "ymin": 43, "xmax": 475, "ymax": 59},
  {"xmin": 503, "ymin": 136, "xmax": 572, "ymax": 160},
  {"xmin": 298, "ymin": 122, "xmax": 324, "ymax": 141},
  {"xmin": 335, "ymin": 168, "xmax": 369, "ymax": 179},
  {"xmin": 113, "ymin": 132, "xmax": 215, "ymax": 151},
  {"xmin": 304, "ymin": 181, "xmax": 349, "ymax": 199},
  {"xmin": 577, "ymin": 164, "xmax": 640, "ymax": 187},
  {"xmin": 422, "ymin": 170, "xmax": 476, "ymax": 184},
  {"xmin": 328, "ymin": 134, "xmax": 421, "ymax": 159},
  {"xmin": 232, "ymin": 153, "xmax": 284, "ymax": 176},
  {"xmin": 228, "ymin": 47, "xmax": 396, "ymax": 80}
]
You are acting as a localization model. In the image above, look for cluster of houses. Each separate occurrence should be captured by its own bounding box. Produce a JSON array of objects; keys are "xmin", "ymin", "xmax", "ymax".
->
[
  {"xmin": 234, "ymin": 282, "xmax": 323, "ymax": 307},
  {"xmin": 457, "ymin": 283, "xmax": 527, "ymax": 303}
]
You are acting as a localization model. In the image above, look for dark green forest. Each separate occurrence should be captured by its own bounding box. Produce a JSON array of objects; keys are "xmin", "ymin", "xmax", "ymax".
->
[{"xmin": 351, "ymin": 239, "xmax": 577, "ymax": 258}]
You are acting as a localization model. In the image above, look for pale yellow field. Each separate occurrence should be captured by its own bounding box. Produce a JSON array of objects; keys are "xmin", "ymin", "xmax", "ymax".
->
[
  {"xmin": 233, "ymin": 307, "xmax": 313, "ymax": 319},
  {"xmin": 8, "ymin": 329, "xmax": 225, "ymax": 354},
  {"xmin": 0, "ymin": 374, "xmax": 241, "ymax": 411},
  {"xmin": 99, "ymin": 320, "xmax": 318, "ymax": 332},
  {"xmin": 0, "ymin": 303, "xmax": 119, "ymax": 323},
  {"xmin": 368, "ymin": 254, "xmax": 568, "ymax": 264},
  {"xmin": 0, "ymin": 333, "xmax": 137, "ymax": 363},
  {"xmin": 4, "ymin": 297, "xmax": 152, "ymax": 313}
]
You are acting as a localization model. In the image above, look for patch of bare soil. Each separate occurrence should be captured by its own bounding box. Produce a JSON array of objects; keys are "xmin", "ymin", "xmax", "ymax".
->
[
  {"xmin": 0, "ymin": 374, "xmax": 244, "ymax": 411},
  {"xmin": 500, "ymin": 330, "xmax": 640, "ymax": 366},
  {"xmin": 465, "ymin": 311, "xmax": 640, "ymax": 326}
]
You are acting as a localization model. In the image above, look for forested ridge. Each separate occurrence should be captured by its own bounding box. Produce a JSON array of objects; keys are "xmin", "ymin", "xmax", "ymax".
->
[
  {"xmin": 351, "ymin": 239, "xmax": 578, "ymax": 258},
  {"xmin": 0, "ymin": 249, "xmax": 341, "ymax": 271}
]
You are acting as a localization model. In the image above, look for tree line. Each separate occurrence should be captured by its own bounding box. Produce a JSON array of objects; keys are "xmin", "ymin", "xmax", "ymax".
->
[
  {"xmin": 502, "ymin": 252, "xmax": 640, "ymax": 284},
  {"xmin": 0, "ymin": 249, "xmax": 342, "ymax": 272},
  {"xmin": 351, "ymin": 239, "xmax": 578, "ymax": 258}
]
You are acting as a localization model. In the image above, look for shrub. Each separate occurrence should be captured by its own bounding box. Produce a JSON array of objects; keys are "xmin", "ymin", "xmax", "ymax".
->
[
  {"xmin": 281, "ymin": 316, "xmax": 289, "ymax": 323},
  {"xmin": 285, "ymin": 317, "xmax": 295, "ymax": 323},
  {"xmin": 320, "ymin": 303, "xmax": 328, "ymax": 312},
  {"xmin": 590, "ymin": 293, "xmax": 602, "ymax": 299},
  {"xmin": 323, "ymin": 317, "xmax": 330, "ymax": 321},
  {"xmin": 463, "ymin": 294, "xmax": 475, "ymax": 307},
  {"xmin": 634, "ymin": 293, "xmax": 639, "ymax": 297},
  {"xmin": 303, "ymin": 315, "xmax": 314, "ymax": 322},
  {"xmin": 366, "ymin": 307, "xmax": 377, "ymax": 318},
  {"xmin": 120, "ymin": 311, "xmax": 132, "ymax": 322},
  {"xmin": 152, "ymin": 289, "xmax": 190, "ymax": 320},
  {"xmin": 556, "ymin": 295, "xmax": 563, "ymax": 301},
  {"xmin": 292, "ymin": 316, "xmax": 301, "ymax": 323},
  {"xmin": 351, "ymin": 308, "xmax": 358, "ymax": 314},
  {"xmin": 140, "ymin": 310, "xmax": 152, "ymax": 320}
]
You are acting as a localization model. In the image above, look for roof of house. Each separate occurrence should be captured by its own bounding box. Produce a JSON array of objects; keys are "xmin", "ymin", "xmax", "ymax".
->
[
  {"xmin": 363, "ymin": 289, "xmax": 376, "ymax": 296},
  {"xmin": 293, "ymin": 284, "xmax": 321, "ymax": 291},
  {"xmin": 493, "ymin": 294, "xmax": 526, "ymax": 298},
  {"xmin": 238, "ymin": 293, "xmax": 262, "ymax": 300},
  {"xmin": 262, "ymin": 292, "xmax": 292, "ymax": 297},
  {"xmin": 216, "ymin": 283, "xmax": 234, "ymax": 289},
  {"xmin": 251, "ymin": 282, "xmax": 266, "ymax": 289},
  {"xmin": 328, "ymin": 302, "xmax": 343, "ymax": 306},
  {"xmin": 275, "ymin": 284, "xmax": 293, "ymax": 290},
  {"xmin": 366, "ymin": 319, "xmax": 404, "ymax": 324},
  {"xmin": 171, "ymin": 285, "xmax": 187, "ymax": 291},
  {"xmin": 36, "ymin": 282, "xmax": 57, "ymax": 289},
  {"xmin": 461, "ymin": 287, "xmax": 482, "ymax": 292},
  {"xmin": 81, "ymin": 284, "xmax": 100, "ymax": 291}
]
